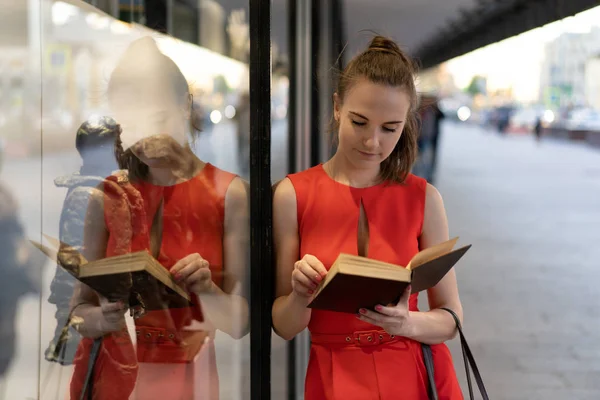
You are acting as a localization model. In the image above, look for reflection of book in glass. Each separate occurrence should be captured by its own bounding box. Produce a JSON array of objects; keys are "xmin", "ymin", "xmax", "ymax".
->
[
  {"xmin": 307, "ymin": 237, "xmax": 471, "ymax": 314},
  {"xmin": 30, "ymin": 234, "xmax": 191, "ymax": 317}
]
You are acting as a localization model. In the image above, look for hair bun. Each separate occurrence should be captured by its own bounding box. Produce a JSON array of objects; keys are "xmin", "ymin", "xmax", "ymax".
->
[{"xmin": 367, "ymin": 36, "xmax": 403, "ymax": 57}]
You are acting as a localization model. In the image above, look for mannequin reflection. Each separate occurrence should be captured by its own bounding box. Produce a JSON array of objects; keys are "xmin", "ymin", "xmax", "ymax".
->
[
  {"xmin": 69, "ymin": 37, "xmax": 250, "ymax": 400},
  {"xmin": 45, "ymin": 116, "xmax": 120, "ymax": 366}
]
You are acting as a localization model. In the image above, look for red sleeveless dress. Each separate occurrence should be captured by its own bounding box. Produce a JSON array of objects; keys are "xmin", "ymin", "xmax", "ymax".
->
[
  {"xmin": 131, "ymin": 163, "xmax": 236, "ymax": 400},
  {"xmin": 287, "ymin": 165, "xmax": 463, "ymax": 400},
  {"xmin": 70, "ymin": 164, "xmax": 236, "ymax": 400}
]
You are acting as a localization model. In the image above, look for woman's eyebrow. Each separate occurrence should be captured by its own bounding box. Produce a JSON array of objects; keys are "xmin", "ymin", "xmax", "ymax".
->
[
  {"xmin": 349, "ymin": 111, "xmax": 402, "ymax": 124},
  {"xmin": 349, "ymin": 111, "xmax": 368, "ymax": 120}
]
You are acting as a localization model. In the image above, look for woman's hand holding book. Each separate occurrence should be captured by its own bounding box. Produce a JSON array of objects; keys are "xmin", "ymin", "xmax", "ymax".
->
[
  {"xmin": 291, "ymin": 254, "xmax": 327, "ymax": 300},
  {"xmin": 356, "ymin": 284, "xmax": 415, "ymax": 337}
]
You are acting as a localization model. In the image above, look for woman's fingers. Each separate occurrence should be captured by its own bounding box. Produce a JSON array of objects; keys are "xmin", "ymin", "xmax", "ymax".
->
[
  {"xmin": 172, "ymin": 254, "xmax": 209, "ymax": 281},
  {"xmin": 171, "ymin": 253, "xmax": 205, "ymax": 277},
  {"xmin": 291, "ymin": 255, "xmax": 328, "ymax": 297},
  {"xmin": 303, "ymin": 254, "xmax": 328, "ymax": 277},
  {"xmin": 100, "ymin": 301, "xmax": 126, "ymax": 324},
  {"xmin": 104, "ymin": 311, "xmax": 124, "ymax": 323},
  {"xmin": 292, "ymin": 268, "xmax": 317, "ymax": 290},
  {"xmin": 295, "ymin": 259, "xmax": 323, "ymax": 285},
  {"xmin": 100, "ymin": 301, "xmax": 125, "ymax": 314},
  {"xmin": 397, "ymin": 284, "xmax": 412, "ymax": 305},
  {"xmin": 187, "ymin": 268, "xmax": 212, "ymax": 286}
]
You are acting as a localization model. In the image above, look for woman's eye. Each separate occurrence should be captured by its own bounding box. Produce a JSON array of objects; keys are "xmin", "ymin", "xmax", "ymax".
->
[
  {"xmin": 351, "ymin": 120, "xmax": 366, "ymax": 126},
  {"xmin": 383, "ymin": 127, "xmax": 397, "ymax": 133}
]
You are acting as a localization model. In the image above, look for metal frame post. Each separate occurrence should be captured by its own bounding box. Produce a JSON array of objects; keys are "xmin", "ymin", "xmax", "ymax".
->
[
  {"xmin": 249, "ymin": 0, "xmax": 272, "ymax": 398},
  {"xmin": 286, "ymin": 1, "xmax": 298, "ymax": 398}
]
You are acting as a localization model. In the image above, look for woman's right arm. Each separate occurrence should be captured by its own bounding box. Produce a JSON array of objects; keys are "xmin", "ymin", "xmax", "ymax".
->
[
  {"xmin": 271, "ymin": 179, "xmax": 326, "ymax": 341},
  {"xmin": 70, "ymin": 188, "xmax": 126, "ymax": 338}
]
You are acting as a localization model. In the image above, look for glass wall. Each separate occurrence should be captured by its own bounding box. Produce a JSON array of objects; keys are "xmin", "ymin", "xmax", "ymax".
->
[
  {"xmin": 270, "ymin": 0, "xmax": 290, "ymax": 396},
  {"xmin": 1, "ymin": 0, "xmax": 253, "ymax": 399},
  {"xmin": 0, "ymin": 0, "xmax": 44, "ymax": 398}
]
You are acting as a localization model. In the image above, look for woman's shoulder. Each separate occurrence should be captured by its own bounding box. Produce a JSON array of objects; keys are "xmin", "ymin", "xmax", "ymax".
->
[
  {"xmin": 203, "ymin": 163, "xmax": 236, "ymax": 180},
  {"xmin": 194, "ymin": 163, "xmax": 237, "ymax": 192},
  {"xmin": 422, "ymin": 181, "xmax": 445, "ymax": 216},
  {"xmin": 271, "ymin": 165, "xmax": 323, "ymax": 199},
  {"xmin": 379, "ymin": 173, "xmax": 428, "ymax": 200},
  {"xmin": 401, "ymin": 173, "xmax": 428, "ymax": 192},
  {"xmin": 284, "ymin": 165, "xmax": 324, "ymax": 193},
  {"xmin": 191, "ymin": 164, "xmax": 248, "ymax": 215},
  {"xmin": 287, "ymin": 164, "xmax": 322, "ymax": 180},
  {"xmin": 273, "ymin": 177, "xmax": 297, "ymax": 208}
]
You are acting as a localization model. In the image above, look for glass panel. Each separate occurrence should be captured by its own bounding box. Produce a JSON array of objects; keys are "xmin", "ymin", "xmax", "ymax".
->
[
  {"xmin": 0, "ymin": 1, "xmax": 252, "ymax": 399},
  {"xmin": 270, "ymin": 0, "xmax": 290, "ymax": 396},
  {"xmin": 0, "ymin": 0, "xmax": 43, "ymax": 398}
]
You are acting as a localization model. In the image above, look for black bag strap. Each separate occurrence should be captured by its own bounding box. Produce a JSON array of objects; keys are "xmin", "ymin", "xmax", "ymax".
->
[
  {"xmin": 422, "ymin": 308, "xmax": 489, "ymax": 400},
  {"xmin": 421, "ymin": 342, "xmax": 438, "ymax": 400},
  {"xmin": 79, "ymin": 337, "xmax": 103, "ymax": 400}
]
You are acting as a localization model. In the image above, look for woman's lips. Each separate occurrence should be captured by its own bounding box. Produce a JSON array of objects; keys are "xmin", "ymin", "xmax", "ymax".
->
[{"xmin": 357, "ymin": 150, "xmax": 377, "ymax": 157}]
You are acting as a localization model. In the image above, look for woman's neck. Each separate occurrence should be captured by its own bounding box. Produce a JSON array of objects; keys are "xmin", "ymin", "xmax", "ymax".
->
[
  {"xmin": 326, "ymin": 152, "xmax": 381, "ymax": 188},
  {"xmin": 147, "ymin": 147, "xmax": 205, "ymax": 186}
]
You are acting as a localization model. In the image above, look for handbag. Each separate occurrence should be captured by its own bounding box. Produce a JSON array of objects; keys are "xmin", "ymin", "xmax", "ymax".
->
[{"xmin": 421, "ymin": 307, "xmax": 489, "ymax": 400}]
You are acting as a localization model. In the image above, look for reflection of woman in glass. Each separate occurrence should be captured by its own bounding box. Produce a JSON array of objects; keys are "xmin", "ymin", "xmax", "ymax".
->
[
  {"xmin": 70, "ymin": 37, "xmax": 250, "ymax": 400},
  {"xmin": 234, "ymin": 92, "xmax": 250, "ymax": 176}
]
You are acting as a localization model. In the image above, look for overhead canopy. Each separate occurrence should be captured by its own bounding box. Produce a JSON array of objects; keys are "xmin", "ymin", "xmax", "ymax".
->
[{"xmin": 343, "ymin": 0, "xmax": 600, "ymax": 70}]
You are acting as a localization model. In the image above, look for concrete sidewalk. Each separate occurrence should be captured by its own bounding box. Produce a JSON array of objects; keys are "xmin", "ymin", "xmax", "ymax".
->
[{"xmin": 432, "ymin": 121, "xmax": 600, "ymax": 399}]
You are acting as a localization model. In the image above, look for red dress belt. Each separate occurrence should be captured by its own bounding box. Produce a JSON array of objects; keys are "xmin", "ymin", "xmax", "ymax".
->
[{"xmin": 310, "ymin": 330, "xmax": 407, "ymax": 348}]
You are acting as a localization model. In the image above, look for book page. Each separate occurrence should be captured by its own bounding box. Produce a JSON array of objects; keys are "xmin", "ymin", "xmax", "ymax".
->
[
  {"xmin": 332, "ymin": 254, "xmax": 411, "ymax": 281},
  {"xmin": 42, "ymin": 233, "xmax": 62, "ymax": 252},
  {"xmin": 407, "ymin": 237, "xmax": 459, "ymax": 270},
  {"xmin": 338, "ymin": 254, "xmax": 404, "ymax": 270}
]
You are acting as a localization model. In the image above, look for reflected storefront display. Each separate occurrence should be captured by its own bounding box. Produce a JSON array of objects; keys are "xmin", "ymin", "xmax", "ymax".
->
[{"xmin": 0, "ymin": 1, "xmax": 258, "ymax": 399}]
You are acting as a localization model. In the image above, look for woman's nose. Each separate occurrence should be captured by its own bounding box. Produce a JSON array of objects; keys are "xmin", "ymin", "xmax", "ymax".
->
[{"xmin": 362, "ymin": 130, "xmax": 379, "ymax": 149}]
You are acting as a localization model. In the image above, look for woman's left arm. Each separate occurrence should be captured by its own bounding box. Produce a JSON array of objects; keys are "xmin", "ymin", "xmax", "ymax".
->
[
  {"xmin": 406, "ymin": 183, "xmax": 463, "ymax": 344},
  {"xmin": 173, "ymin": 177, "xmax": 250, "ymax": 339},
  {"xmin": 201, "ymin": 177, "xmax": 250, "ymax": 339},
  {"xmin": 358, "ymin": 183, "xmax": 462, "ymax": 345}
]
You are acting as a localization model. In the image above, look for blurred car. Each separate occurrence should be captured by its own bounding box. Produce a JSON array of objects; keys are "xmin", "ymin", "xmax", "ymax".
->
[{"xmin": 565, "ymin": 108, "xmax": 600, "ymax": 132}]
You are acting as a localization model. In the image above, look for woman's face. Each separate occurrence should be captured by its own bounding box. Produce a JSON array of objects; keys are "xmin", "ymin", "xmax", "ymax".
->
[
  {"xmin": 111, "ymin": 80, "xmax": 190, "ymax": 168},
  {"xmin": 334, "ymin": 78, "xmax": 411, "ymax": 169}
]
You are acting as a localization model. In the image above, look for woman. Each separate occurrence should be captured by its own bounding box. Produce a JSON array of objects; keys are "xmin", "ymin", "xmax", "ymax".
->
[
  {"xmin": 272, "ymin": 36, "xmax": 464, "ymax": 399},
  {"xmin": 70, "ymin": 37, "xmax": 250, "ymax": 400}
]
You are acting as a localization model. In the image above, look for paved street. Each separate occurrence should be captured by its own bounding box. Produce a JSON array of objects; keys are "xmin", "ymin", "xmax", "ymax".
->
[
  {"xmin": 1, "ymin": 119, "xmax": 599, "ymax": 399},
  {"xmin": 430, "ymin": 121, "xmax": 600, "ymax": 399}
]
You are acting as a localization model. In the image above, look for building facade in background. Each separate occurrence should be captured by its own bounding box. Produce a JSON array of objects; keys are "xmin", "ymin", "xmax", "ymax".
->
[{"xmin": 540, "ymin": 27, "xmax": 600, "ymax": 109}]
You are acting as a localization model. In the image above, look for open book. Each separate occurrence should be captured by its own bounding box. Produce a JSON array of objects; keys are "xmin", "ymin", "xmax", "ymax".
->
[
  {"xmin": 307, "ymin": 237, "xmax": 471, "ymax": 314},
  {"xmin": 30, "ymin": 234, "xmax": 191, "ymax": 317}
]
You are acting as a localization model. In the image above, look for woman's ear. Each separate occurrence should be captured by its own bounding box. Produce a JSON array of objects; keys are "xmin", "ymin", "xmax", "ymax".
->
[{"xmin": 333, "ymin": 93, "xmax": 341, "ymax": 122}]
